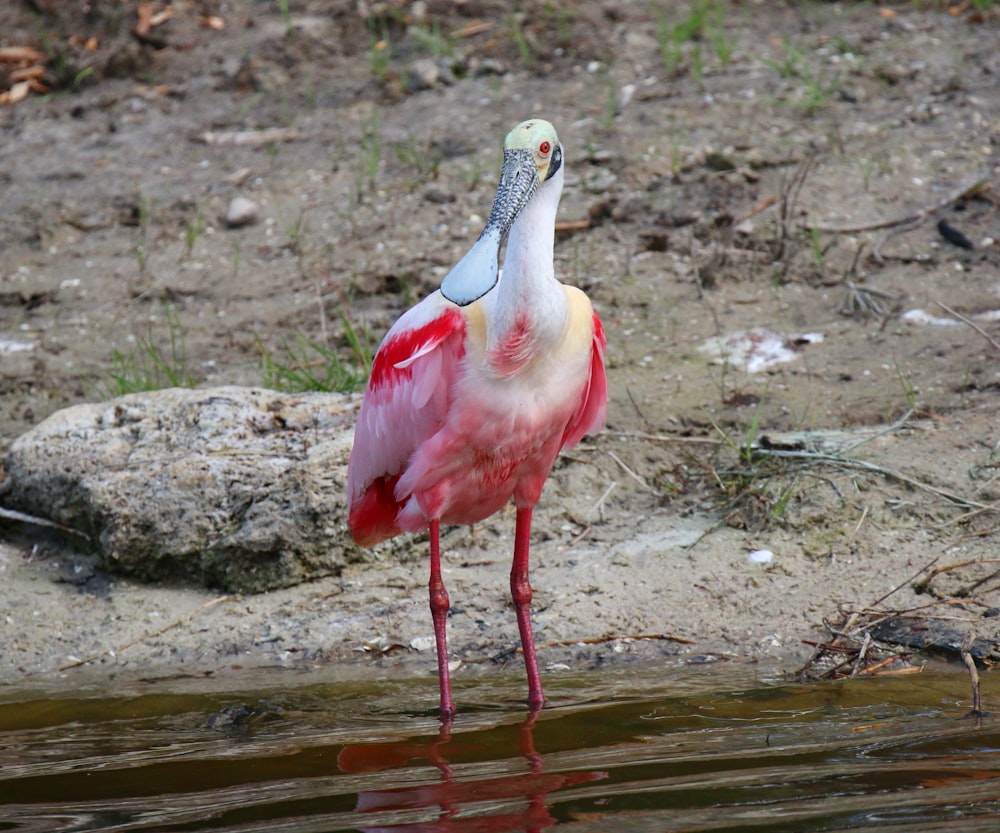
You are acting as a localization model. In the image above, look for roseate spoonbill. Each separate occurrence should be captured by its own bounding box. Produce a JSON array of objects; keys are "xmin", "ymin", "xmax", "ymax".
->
[{"xmin": 347, "ymin": 118, "xmax": 607, "ymax": 718}]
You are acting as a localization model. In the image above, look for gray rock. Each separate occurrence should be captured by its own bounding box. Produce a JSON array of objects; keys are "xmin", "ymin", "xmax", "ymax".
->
[{"xmin": 2, "ymin": 387, "xmax": 365, "ymax": 593}]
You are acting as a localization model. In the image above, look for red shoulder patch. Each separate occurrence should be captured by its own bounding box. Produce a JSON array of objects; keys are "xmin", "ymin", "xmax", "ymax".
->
[{"xmin": 368, "ymin": 308, "xmax": 465, "ymax": 392}]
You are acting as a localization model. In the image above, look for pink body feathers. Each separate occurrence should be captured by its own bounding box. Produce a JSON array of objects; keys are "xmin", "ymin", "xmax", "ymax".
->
[{"xmin": 347, "ymin": 293, "xmax": 606, "ymax": 545}]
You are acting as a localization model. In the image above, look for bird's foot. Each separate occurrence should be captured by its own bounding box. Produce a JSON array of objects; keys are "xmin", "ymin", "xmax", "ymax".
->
[{"xmin": 526, "ymin": 693, "xmax": 547, "ymax": 712}]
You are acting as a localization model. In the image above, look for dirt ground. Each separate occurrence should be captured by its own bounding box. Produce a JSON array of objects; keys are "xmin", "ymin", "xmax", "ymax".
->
[{"xmin": 2, "ymin": 1, "xmax": 999, "ymax": 696}]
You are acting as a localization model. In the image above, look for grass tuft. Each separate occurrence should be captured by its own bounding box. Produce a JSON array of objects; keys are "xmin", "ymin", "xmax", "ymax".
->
[
  {"xmin": 700, "ymin": 399, "xmax": 802, "ymax": 529},
  {"xmin": 101, "ymin": 307, "xmax": 196, "ymax": 397},
  {"xmin": 761, "ymin": 39, "xmax": 836, "ymax": 113},
  {"xmin": 652, "ymin": 0, "xmax": 729, "ymax": 80},
  {"xmin": 259, "ymin": 315, "xmax": 372, "ymax": 393}
]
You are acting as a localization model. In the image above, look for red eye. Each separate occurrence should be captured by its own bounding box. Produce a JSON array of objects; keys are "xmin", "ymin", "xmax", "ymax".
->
[{"xmin": 539, "ymin": 141, "xmax": 551, "ymax": 155}]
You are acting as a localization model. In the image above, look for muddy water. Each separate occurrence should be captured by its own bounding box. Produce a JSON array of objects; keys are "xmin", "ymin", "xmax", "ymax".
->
[{"xmin": 1, "ymin": 664, "xmax": 998, "ymax": 832}]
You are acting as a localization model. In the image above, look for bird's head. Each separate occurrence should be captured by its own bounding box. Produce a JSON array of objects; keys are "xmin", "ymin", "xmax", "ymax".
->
[
  {"xmin": 440, "ymin": 119, "xmax": 562, "ymax": 307},
  {"xmin": 500, "ymin": 118, "xmax": 563, "ymax": 190}
]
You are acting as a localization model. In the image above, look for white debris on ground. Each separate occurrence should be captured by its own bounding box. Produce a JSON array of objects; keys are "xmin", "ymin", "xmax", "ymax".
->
[
  {"xmin": 699, "ymin": 328, "xmax": 825, "ymax": 374},
  {"xmin": 0, "ymin": 339, "xmax": 36, "ymax": 353}
]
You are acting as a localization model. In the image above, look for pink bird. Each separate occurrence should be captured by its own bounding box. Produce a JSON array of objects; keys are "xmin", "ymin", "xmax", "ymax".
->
[{"xmin": 347, "ymin": 118, "xmax": 607, "ymax": 718}]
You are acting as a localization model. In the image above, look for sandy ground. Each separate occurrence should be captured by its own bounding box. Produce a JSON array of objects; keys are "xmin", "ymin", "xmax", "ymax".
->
[{"xmin": 2, "ymin": 1, "xmax": 999, "ymax": 696}]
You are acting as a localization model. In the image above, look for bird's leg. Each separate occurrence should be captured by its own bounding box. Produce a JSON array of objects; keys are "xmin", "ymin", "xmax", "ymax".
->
[
  {"xmin": 511, "ymin": 506, "xmax": 546, "ymax": 710},
  {"xmin": 429, "ymin": 519, "xmax": 455, "ymax": 720}
]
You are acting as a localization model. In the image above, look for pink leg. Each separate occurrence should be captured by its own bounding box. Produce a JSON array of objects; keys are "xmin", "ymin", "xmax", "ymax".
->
[
  {"xmin": 511, "ymin": 506, "xmax": 546, "ymax": 710},
  {"xmin": 428, "ymin": 519, "xmax": 455, "ymax": 720}
]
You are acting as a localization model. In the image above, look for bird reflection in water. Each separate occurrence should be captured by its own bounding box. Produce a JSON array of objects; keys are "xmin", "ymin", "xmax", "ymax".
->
[{"xmin": 337, "ymin": 711, "xmax": 607, "ymax": 832}]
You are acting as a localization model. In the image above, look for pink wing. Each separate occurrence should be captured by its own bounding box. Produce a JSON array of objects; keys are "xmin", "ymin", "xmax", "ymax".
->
[
  {"xmin": 347, "ymin": 293, "xmax": 466, "ymax": 546},
  {"xmin": 560, "ymin": 311, "xmax": 607, "ymax": 449}
]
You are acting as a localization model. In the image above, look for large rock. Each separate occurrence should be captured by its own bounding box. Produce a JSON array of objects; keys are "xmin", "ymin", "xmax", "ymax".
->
[{"xmin": 2, "ymin": 387, "xmax": 366, "ymax": 593}]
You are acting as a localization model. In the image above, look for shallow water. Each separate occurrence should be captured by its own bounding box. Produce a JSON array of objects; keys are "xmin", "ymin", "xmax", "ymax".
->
[{"xmin": 1, "ymin": 663, "xmax": 998, "ymax": 832}]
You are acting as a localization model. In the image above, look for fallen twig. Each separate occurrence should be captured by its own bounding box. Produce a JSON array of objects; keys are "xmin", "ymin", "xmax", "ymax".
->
[
  {"xmin": 943, "ymin": 501, "xmax": 1000, "ymax": 527},
  {"xmin": 865, "ymin": 664, "xmax": 923, "ymax": 677},
  {"xmin": 961, "ymin": 628, "xmax": 986, "ymax": 717},
  {"xmin": 0, "ymin": 46, "xmax": 47, "ymax": 63},
  {"xmin": 936, "ymin": 301, "xmax": 1000, "ymax": 352},
  {"xmin": 840, "ymin": 408, "xmax": 916, "ymax": 454},
  {"xmin": 755, "ymin": 447, "xmax": 991, "ymax": 510},
  {"xmin": 607, "ymin": 450, "xmax": 658, "ymax": 494},
  {"xmin": 559, "ymin": 524, "xmax": 594, "ymax": 553},
  {"xmin": 799, "ymin": 551, "xmax": 1000, "ymax": 683},
  {"xmin": 544, "ymin": 632, "xmax": 696, "ymax": 648},
  {"xmin": 873, "ymin": 555, "xmax": 941, "ymax": 607},
  {"xmin": 806, "ymin": 175, "xmax": 991, "ymax": 235},
  {"xmin": 451, "ymin": 20, "xmax": 494, "ymax": 38},
  {"xmin": 872, "ymin": 216, "xmax": 925, "ymax": 264},
  {"xmin": 555, "ymin": 219, "xmax": 591, "ymax": 232},
  {"xmin": 0, "ymin": 506, "xmax": 90, "ymax": 541},
  {"xmin": 735, "ymin": 195, "xmax": 779, "ymax": 223},
  {"xmin": 588, "ymin": 479, "xmax": 617, "ymax": 523}
]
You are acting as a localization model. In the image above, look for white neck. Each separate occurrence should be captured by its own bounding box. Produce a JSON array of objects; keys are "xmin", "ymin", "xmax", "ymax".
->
[{"xmin": 486, "ymin": 165, "xmax": 566, "ymax": 357}]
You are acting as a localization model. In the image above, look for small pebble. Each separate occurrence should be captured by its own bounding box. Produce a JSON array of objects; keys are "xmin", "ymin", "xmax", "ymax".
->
[
  {"xmin": 224, "ymin": 196, "xmax": 259, "ymax": 228},
  {"xmin": 748, "ymin": 549, "xmax": 773, "ymax": 564},
  {"xmin": 407, "ymin": 58, "xmax": 440, "ymax": 91},
  {"xmin": 409, "ymin": 635, "xmax": 436, "ymax": 652}
]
